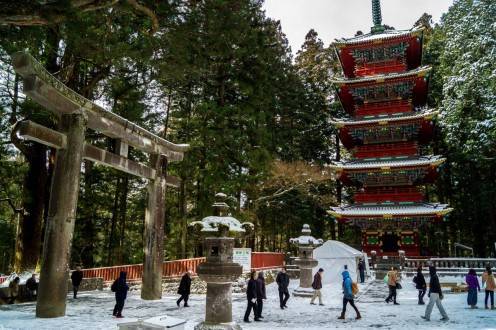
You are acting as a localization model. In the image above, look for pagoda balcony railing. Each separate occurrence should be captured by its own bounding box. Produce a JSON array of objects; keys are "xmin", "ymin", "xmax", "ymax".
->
[
  {"xmin": 355, "ymin": 99, "xmax": 412, "ymax": 117},
  {"xmin": 354, "ymin": 191, "xmax": 424, "ymax": 203},
  {"xmin": 355, "ymin": 60, "xmax": 407, "ymax": 77},
  {"xmin": 354, "ymin": 141, "xmax": 419, "ymax": 158}
]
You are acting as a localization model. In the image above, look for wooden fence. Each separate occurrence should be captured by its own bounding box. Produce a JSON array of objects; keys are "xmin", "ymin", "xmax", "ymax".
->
[{"xmin": 81, "ymin": 252, "xmax": 284, "ymax": 282}]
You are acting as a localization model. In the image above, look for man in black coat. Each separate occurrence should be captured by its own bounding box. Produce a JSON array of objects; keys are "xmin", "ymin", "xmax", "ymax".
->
[
  {"xmin": 111, "ymin": 271, "xmax": 129, "ymax": 318},
  {"xmin": 244, "ymin": 271, "xmax": 260, "ymax": 323},
  {"xmin": 255, "ymin": 271, "xmax": 267, "ymax": 319},
  {"xmin": 71, "ymin": 266, "xmax": 84, "ymax": 299},
  {"xmin": 358, "ymin": 259, "xmax": 365, "ymax": 283},
  {"xmin": 177, "ymin": 270, "xmax": 192, "ymax": 307},
  {"xmin": 422, "ymin": 266, "xmax": 448, "ymax": 321},
  {"xmin": 26, "ymin": 274, "xmax": 38, "ymax": 300},
  {"xmin": 276, "ymin": 267, "xmax": 290, "ymax": 309}
]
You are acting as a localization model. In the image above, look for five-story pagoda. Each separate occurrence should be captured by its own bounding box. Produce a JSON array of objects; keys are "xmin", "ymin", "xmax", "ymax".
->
[{"xmin": 329, "ymin": 0, "xmax": 452, "ymax": 256}]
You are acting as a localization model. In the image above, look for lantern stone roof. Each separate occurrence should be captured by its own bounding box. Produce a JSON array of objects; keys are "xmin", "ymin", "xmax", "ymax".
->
[
  {"xmin": 289, "ymin": 224, "xmax": 323, "ymax": 246},
  {"xmin": 332, "ymin": 65, "xmax": 431, "ymax": 85},
  {"xmin": 331, "ymin": 155, "xmax": 445, "ymax": 171},
  {"xmin": 190, "ymin": 216, "xmax": 253, "ymax": 233},
  {"xmin": 331, "ymin": 109, "xmax": 438, "ymax": 127},
  {"xmin": 329, "ymin": 202, "xmax": 452, "ymax": 218},
  {"xmin": 333, "ymin": 26, "xmax": 424, "ymax": 47}
]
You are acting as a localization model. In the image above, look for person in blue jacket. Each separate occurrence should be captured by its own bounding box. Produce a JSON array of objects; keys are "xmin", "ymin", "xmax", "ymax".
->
[
  {"xmin": 338, "ymin": 270, "xmax": 361, "ymax": 320},
  {"xmin": 111, "ymin": 271, "xmax": 129, "ymax": 318}
]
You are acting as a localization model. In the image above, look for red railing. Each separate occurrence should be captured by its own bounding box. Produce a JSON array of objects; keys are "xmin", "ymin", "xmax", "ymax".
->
[
  {"xmin": 81, "ymin": 253, "xmax": 284, "ymax": 282},
  {"xmin": 0, "ymin": 276, "xmax": 7, "ymax": 284}
]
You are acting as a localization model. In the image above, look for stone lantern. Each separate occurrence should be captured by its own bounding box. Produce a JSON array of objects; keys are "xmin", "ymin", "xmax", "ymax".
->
[
  {"xmin": 190, "ymin": 193, "xmax": 253, "ymax": 330},
  {"xmin": 290, "ymin": 224, "xmax": 323, "ymax": 297}
]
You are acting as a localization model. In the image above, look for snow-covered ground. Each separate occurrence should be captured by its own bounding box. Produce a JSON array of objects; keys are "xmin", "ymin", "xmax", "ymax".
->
[{"xmin": 1, "ymin": 278, "xmax": 495, "ymax": 330}]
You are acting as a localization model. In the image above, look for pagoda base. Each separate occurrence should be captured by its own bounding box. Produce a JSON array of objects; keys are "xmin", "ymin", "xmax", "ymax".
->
[
  {"xmin": 194, "ymin": 322, "xmax": 241, "ymax": 330},
  {"xmin": 293, "ymin": 287, "xmax": 314, "ymax": 297},
  {"xmin": 362, "ymin": 230, "xmax": 420, "ymax": 257}
]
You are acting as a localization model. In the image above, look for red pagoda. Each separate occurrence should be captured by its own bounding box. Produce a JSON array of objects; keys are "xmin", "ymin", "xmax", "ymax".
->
[{"xmin": 329, "ymin": 0, "xmax": 452, "ymax": 256}]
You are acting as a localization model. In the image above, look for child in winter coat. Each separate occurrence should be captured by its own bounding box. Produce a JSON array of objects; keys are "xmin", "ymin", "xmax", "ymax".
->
[
  {"xmin": 465, "ymin": 268, "xmax": 480, "ymax": 308},
  {"xmin": 413, "ymin": 266, "xmax": 427, "ymax": 305},
  {"xmin": 482, "ymin": 265, "xmax": 495, "ymax": 309},
  {"xmin": 177, "ymin": 270, "xmax": 192, "ymax": 307},
  {"xmin": 111, "ymin": 271, "xmax": 129, "ymax": 318},
  {"xmin": 338, "ymin": 270, "xmax": 361, "ymax": 320}
]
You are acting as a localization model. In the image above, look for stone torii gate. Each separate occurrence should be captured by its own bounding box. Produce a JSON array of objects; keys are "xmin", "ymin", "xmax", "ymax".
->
[{"xmin": 11, "ymin": 52, "xmax": 189, "ymax": 318}]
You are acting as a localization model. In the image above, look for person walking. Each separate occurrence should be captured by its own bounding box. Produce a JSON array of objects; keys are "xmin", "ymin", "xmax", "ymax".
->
[
  {"xmin": 111, "ymin": 271, "xmax": 129, "ymax": 318},
  {"xmin": 310, "ymin": 268, "xmax": 324, "ymax": 306},
  {"xmin": 26, "ymin": 274, "xmax": 38, "ymax": 300},
  {"xmin": 385, "ymin": 266, "xmax": 400, "ymax": 305},
  {"xmin": 177, "ymin": 270, "xmax": 192, "ymax": 307},
  {"xmin": 255, "ymin": 271, "xmax": 267, "ymax": 319},
  {"xmin": 466, "ymin": 268, "xmax": 480, "ymax": 308},
  {"xmin": 422, "ymin": 266, "xmax": 448, "ymax": 321},
  {"xmin": 244, "ymin": 271, "xmax": 260, "ymax": 323},
  {"xmin": 413, "ymin": 266, "xmax": 427, "ymax": 305},
  {"xmin": 276, "ymin": 267, "xmax": 290, "ymax": 309},
  {"xmin": 71, "ymin": 266, "xmax": 84, "ymax": 299},
  {"xmin": 338, "ymin": 270, "xmax": 361, "ymax": 320},
  {"xmin": 482, "ymin": 265, "xmax": 495, "ymax": 309},
  {"xmin": 358, "ymin": 259, "xmax": 365, "ymax": 283},
  {"xmin": 8, "ymin": 277, "xmax": 20, "ymax": 304}
]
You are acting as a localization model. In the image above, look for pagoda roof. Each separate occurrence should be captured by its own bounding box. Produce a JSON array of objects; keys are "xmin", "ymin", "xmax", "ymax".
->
[
  {"xmin": 331, "ymin": 155, "xmax": 445, "ymax": 171},
  {"xmin": 329, "ymin": 202, "xmax": 452, "ymax": 218},
  {"xmin": 333, "ymin": 26, "xmax": 424, "ymax": 48},
  {"xmin": 331, "ymin": 109, "xmax": 438, "ymax": 127},
  {"xmin": 332, "ymin": 65, "xmax": 431, "ymax": 85}
]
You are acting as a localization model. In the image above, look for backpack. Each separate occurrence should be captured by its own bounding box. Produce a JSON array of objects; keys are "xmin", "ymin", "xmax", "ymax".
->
[
  {"xmin": 111, "ymin": 279, "xmax": 118, "ymax": 292},
  {"xmin": 351, "ymin": 282, "xmax": 359, "ymax": 295}
]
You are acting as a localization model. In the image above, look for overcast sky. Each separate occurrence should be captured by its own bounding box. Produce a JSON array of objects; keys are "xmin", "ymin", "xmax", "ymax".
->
[{"xmin": 262, "ymin": 0, "xmax": 454, "ymax": 54}]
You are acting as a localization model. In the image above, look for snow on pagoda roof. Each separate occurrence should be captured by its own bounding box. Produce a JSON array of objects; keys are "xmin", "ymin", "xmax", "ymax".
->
[
  {"xmin": 333, "ymin": 26, "xmax": 424, "ymax": 47},
  {"xmin": 329, "ymin": 202, "xmax": 452, "ymax": 217},
  {"xmin": 331, "ymin": 155, "xmax": 445, "ymax": 170},
  {"xmin": 332, "ymin": 65, "xmax": 431, "ymax": 85},
  {"xmin": 331, "ymin": 109, "xmax": 438, "ymax": 127}
]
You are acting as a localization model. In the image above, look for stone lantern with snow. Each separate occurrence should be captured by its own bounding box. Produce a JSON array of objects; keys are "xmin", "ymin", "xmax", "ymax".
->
[
  {"xmin": 190, "ymin": 193, "xmax": 253, "ymax": 330},
  {"xmin": 290, "ymin": 224, "xmax": 323, "ymax": 297}
]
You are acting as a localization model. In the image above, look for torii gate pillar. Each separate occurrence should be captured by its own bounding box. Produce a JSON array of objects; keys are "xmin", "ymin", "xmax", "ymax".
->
[
  {"xmin": 36, "ymin": 113, "xmax": 86, "ymax": 318},
  {"xmin": 141, "ymin": 155, "xmax": 167, "ymax": 300}
]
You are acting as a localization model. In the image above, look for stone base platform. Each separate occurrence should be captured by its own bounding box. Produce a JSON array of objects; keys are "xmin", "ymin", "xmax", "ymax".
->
[
  {"xmin": 292, "ymin": 286, "xmax": 314, "ymax": 297},
  {"xmin": 194, "ymin": 321, "xmax": 242, "ymax": 330}
]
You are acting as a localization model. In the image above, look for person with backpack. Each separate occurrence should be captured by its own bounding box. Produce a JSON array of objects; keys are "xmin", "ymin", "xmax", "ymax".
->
[
  {"xmin": 482, "ymin": 265, "xmax": 495, "ymax": 309},
  {"xmin": 385, "ymin": 266, "xmax": 401, "ymax": 305},
  {"xmin": 310, "ymin": 268, "xmax": 324, "ymax": 306},
  {"xmin": 71, "ymin": 266, "xmax": 84, "ymax": 299},
  {"xmin": 177, "ymin": 270, "xmax": 192, "ymax": 307},
  {"xmin": 111, "ymin": 271, "xmax": 129, "ymax": 318},
  {"xmin": 466, "ymin": 268, "xmax": 480, "ymax": 308},
  {"xmin": 422, "ymin": 266, "xmax": 448, "ymax": 321},
  {"xmin": 276, "ymin": 267, "xmax": 290, "ymax": 309},
  {"xmin": 255, "ymin": 271, "xmax": 267, "ymax": 319},
  {"xmin": 338, "ymin": 270, "xmax": 361, "ymax": 320},
  {"xmin": 243, "ymin": 271, "xmax": 260, "ymax": 323},
  {"xmin": 413, "ymin": 266, "xmax": 427, "ymax": 305}
]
